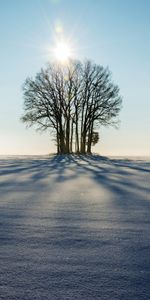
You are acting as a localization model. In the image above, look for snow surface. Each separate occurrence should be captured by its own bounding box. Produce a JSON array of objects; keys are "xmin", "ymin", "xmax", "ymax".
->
[{"xmin": 0, "ymin": 154, "xmax": 150, "ymax": 300}]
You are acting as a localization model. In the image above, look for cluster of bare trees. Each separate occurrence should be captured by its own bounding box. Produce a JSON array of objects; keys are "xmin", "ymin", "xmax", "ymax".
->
[{"xmin": 22, "ymin": 60, "xmax": 122, "ymax": 154}]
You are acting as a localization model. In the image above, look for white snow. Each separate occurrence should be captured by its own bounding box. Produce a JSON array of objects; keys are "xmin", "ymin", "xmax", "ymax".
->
[{"xmin": 0, "ymin": 154, "xmax": 150, "ymax": 299}]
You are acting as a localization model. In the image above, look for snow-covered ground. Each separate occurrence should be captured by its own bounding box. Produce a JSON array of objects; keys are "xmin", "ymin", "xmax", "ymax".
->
[{"xmin": 0, "ymin": 154, "xmax": 150, "ymax": 300}]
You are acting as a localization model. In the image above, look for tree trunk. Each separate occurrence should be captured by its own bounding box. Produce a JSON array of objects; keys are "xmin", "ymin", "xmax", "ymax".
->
[
  {"xmin": 59, "ymin": 117, "xmax": 66, "ymax": 153},
  {"xmin": 75, "ymin": 113, "xmax": 79, "ymax": 153},
  {"xmin": 87, "ymin": 120, "xmax": 94, "ymax": 153},
  {"xmin": 87, "ymin": 132, "xmax": 92, "ymax": 153},
  {"xmin": 70, "ymin": 118, "xmax": 74, "ymax": 153},
  {"xmin": 65, "ymin": 118, "xmax": 70, "ymax": 153},
  {"xmin": 56, "ymin": 133, "xmax": 60, "ymax": 154},
  {"xmin": 80, "ymin": 130, "xmax": 86, "ymax": 154},
  {"xmin": 80, "ymin": 101, "xmax": 85, "ymax": 153}
]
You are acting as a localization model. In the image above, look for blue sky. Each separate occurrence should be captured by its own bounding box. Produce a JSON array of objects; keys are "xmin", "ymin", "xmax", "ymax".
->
[{"xmin": 0, "ymin": 0, "xmax": 150, "ymax": 155}]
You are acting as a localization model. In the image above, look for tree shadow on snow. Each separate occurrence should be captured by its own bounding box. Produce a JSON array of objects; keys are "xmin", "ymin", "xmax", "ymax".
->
[{"xmin": 0, "ymin": 155, "xmax": 150, "ymax": 299}]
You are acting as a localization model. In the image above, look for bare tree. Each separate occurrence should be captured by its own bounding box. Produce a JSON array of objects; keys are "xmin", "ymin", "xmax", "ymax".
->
[
  {"xmin": 21, "ymin": 59, "xmax": 122, "ymax": 154},
  {"xmin": 77, "ymin": 61, "xmax": 122, "ymax": 153}
]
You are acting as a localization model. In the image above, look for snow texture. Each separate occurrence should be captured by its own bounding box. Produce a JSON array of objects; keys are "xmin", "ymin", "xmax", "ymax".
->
[{"xmin": 0, "ymin": 154, "xmax": 150, "ymax": 300}]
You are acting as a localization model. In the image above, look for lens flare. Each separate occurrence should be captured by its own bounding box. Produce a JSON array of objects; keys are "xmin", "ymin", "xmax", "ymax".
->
[{"xmin": 54, "ymin": 41, "xmax": 72, "ymax": 62}]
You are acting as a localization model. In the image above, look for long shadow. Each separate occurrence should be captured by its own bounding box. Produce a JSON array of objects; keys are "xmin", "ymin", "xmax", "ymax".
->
[
  {"xmin": 70, "ymin": 154, "xmax": 150, "ymax": 210},
  {"xmin": 1, "ymin": 154, "xmax": 149, "ymax": 198},
  {"xmin": 0, "ymin": 155, "xmax": 75, "ymax": 191},
  {"xmin": 0, "ymin": 154, "xmax": 150, "ymax": 299}
]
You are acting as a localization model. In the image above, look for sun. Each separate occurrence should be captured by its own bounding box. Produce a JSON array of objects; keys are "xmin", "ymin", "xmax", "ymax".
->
[{"xmin": 54, "ymin": 41, "xmax": 72, "ymax": 62}]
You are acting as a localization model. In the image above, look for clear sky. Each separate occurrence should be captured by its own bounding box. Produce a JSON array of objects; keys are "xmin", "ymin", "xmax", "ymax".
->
[{"xmin": 0, "ymin": 0, "xmax": 150, "ymax": 156}]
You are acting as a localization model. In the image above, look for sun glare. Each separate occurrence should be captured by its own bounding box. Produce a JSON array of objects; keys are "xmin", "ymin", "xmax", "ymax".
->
[{"xmin": 54, "ymin": 41, "xmax": 72, "ymax": 62}]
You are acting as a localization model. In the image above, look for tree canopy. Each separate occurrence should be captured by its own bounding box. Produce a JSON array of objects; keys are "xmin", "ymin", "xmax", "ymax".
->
[{"xmin": 21, "ymin": 59, "xmax": 122, "ymax": 154}]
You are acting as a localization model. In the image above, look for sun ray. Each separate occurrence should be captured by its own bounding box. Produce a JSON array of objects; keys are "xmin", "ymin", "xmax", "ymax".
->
[{"xmin": 53, "ymin": 41, "xmax": 72, "ymax": 62}]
